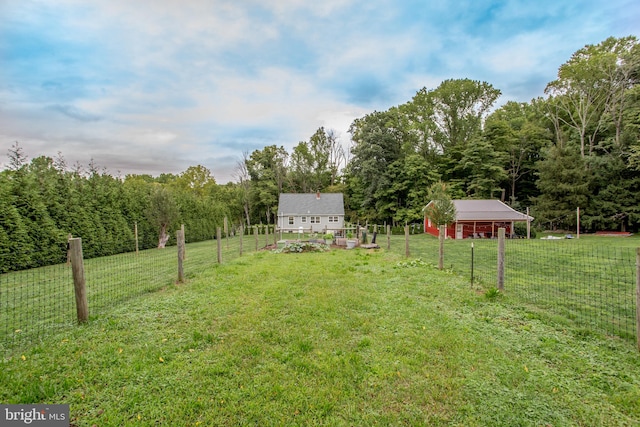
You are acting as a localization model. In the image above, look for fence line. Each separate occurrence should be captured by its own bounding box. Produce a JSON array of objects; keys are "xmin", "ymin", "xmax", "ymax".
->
[
  {"xmin": 0, "ymin": 233, "xmax": 259, "ymax": 353},
  {"xmin": 505, "ymin": 239, "xmax": 636, "ymax": 341},
  {"xmin": 389, "ymin": 234, "xmax": 638, "ymax": 344},
  {"xmin": 3, "ymin": 230, "xmax": 638, "ymax": 351}
]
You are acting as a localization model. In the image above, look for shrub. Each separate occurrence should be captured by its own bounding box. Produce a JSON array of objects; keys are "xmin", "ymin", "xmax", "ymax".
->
[{"xmin": 273, "ymin": 242, "xmax": 329, "ymax": 254}]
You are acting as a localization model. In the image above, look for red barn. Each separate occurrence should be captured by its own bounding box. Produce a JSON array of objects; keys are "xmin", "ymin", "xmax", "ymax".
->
[{"xmin": 423, "ymin": 199, "xmax": 533, "ymax": 239}]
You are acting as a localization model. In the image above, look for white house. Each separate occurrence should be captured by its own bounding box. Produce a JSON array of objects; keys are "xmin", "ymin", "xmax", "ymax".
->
[{"xmin": 277, "ymin": 192, "xmax": 345, "ymax": 233}]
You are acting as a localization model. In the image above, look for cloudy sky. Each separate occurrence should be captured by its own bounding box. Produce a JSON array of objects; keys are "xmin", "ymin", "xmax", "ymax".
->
[{"xmin": 1, "ymin": 0, "xmax": 638, "ymax": 183}]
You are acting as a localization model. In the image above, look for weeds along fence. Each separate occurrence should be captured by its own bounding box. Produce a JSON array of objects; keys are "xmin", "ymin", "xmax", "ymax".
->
[
  {"xmin": 390, "ymin": 234, "xmax": 638, "ymax": 345},
  {"xmin": 0, "ymin": 227, "xmax": 267, "ymax": 353}
]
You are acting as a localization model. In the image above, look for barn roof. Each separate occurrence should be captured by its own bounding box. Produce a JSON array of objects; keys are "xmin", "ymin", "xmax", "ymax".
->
[
  {"xmin": 424, "ymin": 199, "xmax": 533, "ymax": 222},
  {"xmin": 278, "ymin": 193, "xmax": 345, "ymax": 216}
]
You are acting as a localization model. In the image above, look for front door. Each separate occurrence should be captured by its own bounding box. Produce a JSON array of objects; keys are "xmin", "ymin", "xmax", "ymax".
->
[{"xmin": 456, "ymin": 223, "xmax": 463, "ymax": 239}]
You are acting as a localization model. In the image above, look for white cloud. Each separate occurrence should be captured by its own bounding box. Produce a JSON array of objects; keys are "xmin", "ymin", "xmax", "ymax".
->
[{"xmin": 1, "ymin": 0, "xmax": 637, "ymax": 182}]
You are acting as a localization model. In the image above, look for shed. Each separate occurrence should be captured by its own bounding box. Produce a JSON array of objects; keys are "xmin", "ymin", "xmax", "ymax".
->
[
  {"xmin": 423, "ymin": 199, "xmax": 533, "ymax": 239},
  {"xmin": 277, "ymin": 192, "xmax": 345, "ymax": 233}
]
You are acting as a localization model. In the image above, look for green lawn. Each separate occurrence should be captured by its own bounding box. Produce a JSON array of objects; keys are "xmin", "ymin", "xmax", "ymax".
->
[
  {"xmin": 2, "ymin": 245, "xmax": 640, "ymax": 426},
  {"xmin": 387, "ymin": 234, "xmax": 639, "ymax": 341}
]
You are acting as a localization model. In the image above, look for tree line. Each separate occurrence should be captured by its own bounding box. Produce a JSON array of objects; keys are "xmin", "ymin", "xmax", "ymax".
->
[
  {"xmin": 240, "ymin": 35, "xmax": 640, "ymax": 232},
  {"xmin": 0, "ymin": 149, "xmax": 235, "ymax": 272},
  {"xmin": 1, "ymin": 35, "xmax": 639, "ymax": 271}
]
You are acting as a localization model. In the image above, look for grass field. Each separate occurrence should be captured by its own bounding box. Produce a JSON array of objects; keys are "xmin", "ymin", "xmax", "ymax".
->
[
  {"xmin": 1, "ymin": 242, "xmax": 640, "ymax": 426},
  {"xmin": 387, "ymin": 234, "xmax": 639, "ymax": 341},
  {"xmin": 0, "ymin": 236, "xmax": 261, "ymax": 347}
]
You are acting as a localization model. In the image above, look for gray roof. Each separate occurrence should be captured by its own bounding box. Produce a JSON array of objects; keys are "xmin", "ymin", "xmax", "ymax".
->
[
  {"xmin": 425, "ymin": 199, "xmax": 533, "ymax": 222},
  {"xmin": 278, "ymin": 193, "xmax": 345, "ymax": 215}
]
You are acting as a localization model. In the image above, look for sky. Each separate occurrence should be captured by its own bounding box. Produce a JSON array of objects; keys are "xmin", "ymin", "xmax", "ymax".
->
[{"xmin": 1, "ymin": 0, "xmax": 638, "ymax": 183}]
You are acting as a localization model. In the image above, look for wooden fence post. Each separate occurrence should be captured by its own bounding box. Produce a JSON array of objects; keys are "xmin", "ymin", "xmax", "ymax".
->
[
  {"xmin": 239, "ymin": 225, "xmax": 244, "ymax": 256},
  {"xmin": 254, "ymin": 226, "xmax": 259, "ymax": 251},
  {"xmin": 134, "ymin": 223, "xmax": 139, "ymax": 256},
  {"xmin": 265, "ymin": 225, "xmax": 269, "ymax": 247},
  {"xmin": 177, "ymin": 228, "xmax": 185, "ymax": 283},
  {"xmin": 438, "ymin": 225, "xmax": 445, "ymax": 270},
  {"xmin": 69, "ymin": 238, "xmax": 88, "ymax": 323},
  {"xmin": 577, "ymin": 207, "xmax": 581, "ymax": 239},
  {"xmin": 224, "ymin": 217, "xmax": 229, "ymax": 249},
  {"xmin": 387, "ymin": 225, "xmax": 391, "ymax": 250},
  {"xmin": 217, "ymin": 227, "xmax": 222, "ymax": 264},
  {"xmin": 636, "ymin": 247, "xmax": 640, "ymax": 352},
  {"xmin": 497, "ymin": 227, "xmax": 505, "ymax": 291},
  {"xmin": 404, "ymin": 224, "xmax": 410, "ymax": 258},
  {"xmin": 181, "ymin": 224, "xmax": 186, "ymax": 260}
]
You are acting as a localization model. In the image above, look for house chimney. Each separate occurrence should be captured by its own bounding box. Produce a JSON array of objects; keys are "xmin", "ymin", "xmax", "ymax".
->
[{"xmin": 316, "ymin": 191, "xmax": 320, "ymax": 199}]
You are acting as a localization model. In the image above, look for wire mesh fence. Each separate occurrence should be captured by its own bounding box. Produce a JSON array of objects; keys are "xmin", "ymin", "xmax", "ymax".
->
[
  {"xmin": 388, "ymin": 234, "xmax": 638, "ymax": 344},
  {"xmin": 3, "ymin": 229, "xmax": 637, "ymax": 353},
  {"xmin": 504, "ymin": 240, "xmax": 636, "ymax": 341},
  {"xmin": 0, "ymin": 231, "xmax": 261, "ymax": 354},
  {"xmin": 0, "ymin": 250, "xmax": 75, "ymax": 352}
]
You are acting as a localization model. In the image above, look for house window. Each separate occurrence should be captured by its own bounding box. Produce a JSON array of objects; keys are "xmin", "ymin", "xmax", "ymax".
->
[
  {"xmin": 288, "ymin": 216, "xmax": 294, "ymax": 225},
  {"xmin": 301, "ymin": 216, "xmax": 307, "ymax": 223},
  {"xmin": 328, "ymin": 216, "xmax": 339, "ymax": 223},
  {"xmin": 310, "ymin": 216, "xmax": 320, "ymax": 224}
]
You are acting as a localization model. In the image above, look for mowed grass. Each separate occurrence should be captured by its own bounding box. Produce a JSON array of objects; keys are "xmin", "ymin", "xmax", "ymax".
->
[
  {"xmin": 0, "ymin": 236, "xmax": 262, "ymax": 346},
  {"xmin": 2, "ymin": 246, "xmax": 640, "ymax": 426},
  {"xmin": 387, "ymin": 234, "xmax": 639, "ymax": 341}
]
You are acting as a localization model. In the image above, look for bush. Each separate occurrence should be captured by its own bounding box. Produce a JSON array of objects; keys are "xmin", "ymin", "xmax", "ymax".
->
[
  {"xmin": 273, "ymin": 242, "xmax": 329, "ymax": 253},
  {"xmin": 514, "ymin": 222, "xmax": 536, "ymax": 238}
]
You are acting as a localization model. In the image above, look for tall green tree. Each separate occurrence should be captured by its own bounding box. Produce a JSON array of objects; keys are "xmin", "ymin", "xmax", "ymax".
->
[
  {"xmin": 289, "ymin": 127, "xmax": 345, "ymax": 192},
  {"xmin": 534, "ymin": 144, "xmax": 590, "ymax": 230},
  {"xmin": 410, "ymin": 79, "xmax": 501, "ymax": 153},
  {"xmin": 346, "ymin": 108, "xmax": 407, "ymax": 222},
  {"xmin": 485, "ymin": 101, "xmax": 551, "ymax": 204},
  {"xmin": 585, "ymin": 155, "xmax": 640, "ymax": 231},
  {"xmin": 544, "ymin": 36, "xmax": 639, "ymax": 157},
  {"xmin": 245, "ymin": 145, "xmax": 288, "ymax": 224},
  {"xmin": 424, "ymin": 181, "xmax": 457, "ymax": 227},
  {"xmin": 234, "ymin": 151, "xmax": 253, "ymax": 227},
  {"xmin": 454, "ymin": 137, "xmax": 507, "ymax": 199},
  {"xmin": 0, "ymin": 171, "xmax": 33, "ymax": 271},
  {"xmin": 122, "ymin": 175, "xmax": 157, "ymax": 249},
  {"xmin": 147, "ymin": 185, "xmax": 179, "ymax": 248}
]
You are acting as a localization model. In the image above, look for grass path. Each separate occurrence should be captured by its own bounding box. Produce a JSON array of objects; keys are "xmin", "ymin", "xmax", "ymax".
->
[{"xmin": 2, "ymin": 248, "xmax": 640, "ymax": 426}]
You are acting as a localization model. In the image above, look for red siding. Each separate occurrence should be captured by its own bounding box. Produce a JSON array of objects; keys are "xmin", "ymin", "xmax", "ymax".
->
[
  {"xmin": 424, "ymin": 219, "xmax": 513, "ymax": 239},
  {"xmin": 423, "ymin": 218, "xmax": 456, "ymax": 238}
]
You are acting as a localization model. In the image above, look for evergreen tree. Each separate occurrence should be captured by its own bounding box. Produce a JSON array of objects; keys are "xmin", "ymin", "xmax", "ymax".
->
[
  {"xmin": 0, "ymin": 172, "xmax": 33, "ymax": 272},
  {"xmin": 534, "ymin": 144, "xmax": 590, "ymax": 230}
]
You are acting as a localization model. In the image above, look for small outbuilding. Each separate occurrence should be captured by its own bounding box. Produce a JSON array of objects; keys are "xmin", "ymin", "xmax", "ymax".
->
[
  {"xmin": 277, "ymin": 192, "xmax": 345, "ymax": 233},
  {"xmin": 423, "ymin": 199, "xmax": 533, "ymax": 239}
]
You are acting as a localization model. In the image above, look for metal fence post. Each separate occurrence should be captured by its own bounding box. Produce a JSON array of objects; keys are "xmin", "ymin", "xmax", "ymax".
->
[
  {"xmin": 438, "ymin": 225, "xmax": 445, "ymax": 270},
  {"xmin": 497, "ymin": 228, "xmax": 505, "ymax": 291},
  {"xmin": 471, "ymin": 242, "xmax": 474, "ymax": 288}
]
